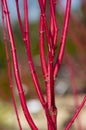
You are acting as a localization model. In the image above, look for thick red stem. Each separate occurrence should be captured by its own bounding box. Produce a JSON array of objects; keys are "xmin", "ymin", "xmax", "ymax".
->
[
  {"xmin": 38, "ymin": 1, "xmax": 57, "ymax": 129},
  {"xmin": 71, "ymin": 14, "xmax": 86, "ymax": 37}
]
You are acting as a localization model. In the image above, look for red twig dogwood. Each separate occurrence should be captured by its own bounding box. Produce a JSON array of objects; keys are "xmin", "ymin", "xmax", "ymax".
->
[{"xmin": 1, "ymin": 0, "xmax": 71, "ymax": 129}]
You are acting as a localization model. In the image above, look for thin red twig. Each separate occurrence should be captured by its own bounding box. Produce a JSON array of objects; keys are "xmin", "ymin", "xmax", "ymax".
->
[
  {"xmin": 39, "ymin": 1, "xmax": 57, "ymax": 129},
  {"xmin": 54, "ymin": 0, "xmax": 71, "ymax": 78},
  {"xmin": 65, "ymin": 96, "xmax": 86, "ymax": 130}
]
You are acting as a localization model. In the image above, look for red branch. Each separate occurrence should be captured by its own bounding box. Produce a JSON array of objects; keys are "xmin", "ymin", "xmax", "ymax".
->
[
  {"xmin": 39, "ymin": 15, "xmax": 48, "ymax": 83},
  {"xmin": 54, "ymin": 0, "xmax": 71, "ymax": 78},
  {"xmin": 1, "ymin": 4, "xmax": 22, "ymax": 130},
  {"xmin": 23, "ymin": 0, "xmax": 46, "ymax": 108},
  {"xmin": 16, "ymin": 0, "xmax": 55, "ymax": 129}
]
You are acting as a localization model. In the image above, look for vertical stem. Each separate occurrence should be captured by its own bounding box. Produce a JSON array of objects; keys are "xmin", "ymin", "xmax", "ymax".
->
[
  {"xmin": 23, "ymin": 1, "xmax": 55, "ymax": 129},
  {"xmin": 39, "ymin": 15, "xmax": 48, "ymax": 82},
  {"xmin": 48, "ymin": 49, "xmax": 57, "ymax": 130},
  {"xmin": 38, "ymin": 1, "xmax": 58, "ymax": 129},
  {"xmin": 54, "ymin": 0, "xmax": 71, "ymax": 78},
  {"xmin": 50, "ymin": 0, "xmax": 58, "ymax": 48},
  {"xmin": 47, "ymin": 1, "xmax": 57, "ymax": 129},
  {"xmin": 38, "ymin": 0, "xmax": 57, "ymax": 129},
  {"xmin": 38, "ymin": 0, "xmax": 51, "ymax": 47},
  {"xmin": 23, "ymin": 0, "xmax": 46, "ymax": 109},
  {"xmin": 39, "ymin": 2, "xmax": 57, "ymax": 129},
  {"xmin": 2, "ymin": 0, "xmax": 38, "ymax": 129},
  {"xmin": 2, "ymin": 4, "xmax": 22, "ymax": 130},
  {"xmin": 15, "ymin": 0, "xmax": 55, "ymax": 128}
]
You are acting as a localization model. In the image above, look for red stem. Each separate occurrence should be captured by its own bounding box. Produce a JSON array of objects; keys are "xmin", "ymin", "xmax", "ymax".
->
[
  {"xmin": 38, "ymin": 0, "xmax": 51, "ymax": 47},
  {"xmin": 39, "ymin": 15, "xmax": 48, "ymax": 82},
  {"xmin": 15, "ymin": 1, "xmax": 55, "ymax": 128},
  {"xmin": 48, "ymin": 50, "xmax": 57, "ymax": 130},
  {"xmin": 54, "ymin": 0, "xmax": 71, "ymax": 78},
  {"xmin": 39, "ymin": 1, "xmax": 58, "ymax": 129},
  {"xmin": 23, "ymin": 1, "xmax": 55, "ymax": 129},
  {"xmin": 48, "ymin": 1, "xmax": 58, "ymax": 129},
  {"xmin": 59, "ymin": 0, "xmax": 86, "ymax": 38},
  {"xmin": 2, "ymin": 0, "xmax": 38, "ymax": 129},
  {"xmin": 16, "ymin": 0, "xmax": 47, "ymax": 111},
  {"xmin": 23, "ymin": 0, "xmax": 46, "ymax": 110},
  {"xmin": 50, "ymin": 0, "xmax": 58, "ymax": 49},
  {"xmin": 58, "ymin": 1, "xmax": 86, "ymax": 73},
  {"xmin": 1, "ymin": 4, "xmax": 22, "ymax": 130}
]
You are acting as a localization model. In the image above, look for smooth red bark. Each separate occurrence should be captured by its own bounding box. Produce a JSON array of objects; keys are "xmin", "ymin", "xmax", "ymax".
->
[{"xmin": 1, "ymin": 4, "xmax": 22, "ymax": 130}]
